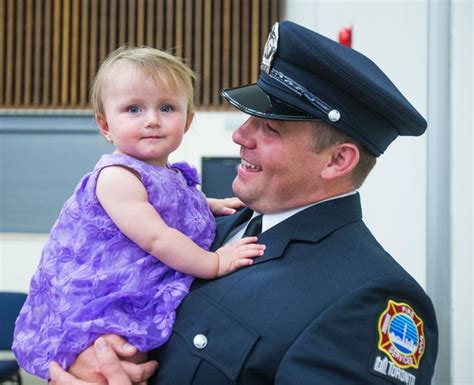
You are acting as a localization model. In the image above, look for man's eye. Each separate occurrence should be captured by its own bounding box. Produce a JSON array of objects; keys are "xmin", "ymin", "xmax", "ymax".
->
[
  {"xmin": 265, "ymin": 123, "xmax": 278, "ymax": 133},
  {"xmin": 160, "ymin": 105, "xmax": 173, "ymax": 113},
  {"xmin": 128, "ymin": 106, "xmax": 142, "ymax": 114}
]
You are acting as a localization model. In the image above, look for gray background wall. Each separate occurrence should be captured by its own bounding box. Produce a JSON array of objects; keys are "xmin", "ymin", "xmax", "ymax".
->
[{"xmin": 1, "ymin": 115, "xmax": 112, "ymax": 232}]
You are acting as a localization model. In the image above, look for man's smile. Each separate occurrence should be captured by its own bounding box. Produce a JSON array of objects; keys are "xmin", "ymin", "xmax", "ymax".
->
[{"xmin": 240, "ymin": 159, "xmax": 262, "ymax": 172}]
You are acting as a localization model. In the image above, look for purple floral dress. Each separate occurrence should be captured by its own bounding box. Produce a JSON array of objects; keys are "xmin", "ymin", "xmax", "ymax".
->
[{"xmin": 13, "ymin": 154, "xmax": 215, "ymax": 379}]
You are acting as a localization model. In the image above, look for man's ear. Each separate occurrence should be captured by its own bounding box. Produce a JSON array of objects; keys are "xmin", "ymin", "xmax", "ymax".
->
[
  {"xmin": 184, "ymin": 112, "xmax": 194, "ymax": 133},
  {"xmin": 96, "ymin": 114, "xmax": 112, "ymax": 143},
  {"xmin": 321, "ymin": 143, "xmax": 360, "ymax": 180}
]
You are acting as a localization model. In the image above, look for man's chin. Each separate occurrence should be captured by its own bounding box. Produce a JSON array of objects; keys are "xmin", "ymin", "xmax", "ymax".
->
[{"xmin": 232, "ymin": 181, "xmax": 254, "ymax": 208}]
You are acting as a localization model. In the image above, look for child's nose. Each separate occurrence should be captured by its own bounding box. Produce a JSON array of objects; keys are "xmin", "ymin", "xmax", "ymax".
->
[{"xmin": 145, "ymin": 110, "xmax": 161, "ymax": 127}]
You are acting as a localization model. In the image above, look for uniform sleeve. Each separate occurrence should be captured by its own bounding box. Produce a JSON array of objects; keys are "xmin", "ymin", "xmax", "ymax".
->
[{"xmin": 275, "ymin": 276, "xmax": 438, "ymax": 385}]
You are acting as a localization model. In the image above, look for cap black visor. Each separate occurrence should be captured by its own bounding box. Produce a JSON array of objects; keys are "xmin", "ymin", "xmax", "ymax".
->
[{"xmin": 221, "ymin": 84, "xmax": 321, "ymax": 121}]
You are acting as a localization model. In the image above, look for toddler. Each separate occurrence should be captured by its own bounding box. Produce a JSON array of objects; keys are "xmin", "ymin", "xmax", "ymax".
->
[{"xmin": 13, "ymin": 46, "xmax": 264, "ymax": 379}]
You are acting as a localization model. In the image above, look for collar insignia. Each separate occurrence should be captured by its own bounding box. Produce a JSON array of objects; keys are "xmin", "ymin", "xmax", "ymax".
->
[{"xmin": 261, "ymin": 22, "xmax": 279, "ymax": 73}]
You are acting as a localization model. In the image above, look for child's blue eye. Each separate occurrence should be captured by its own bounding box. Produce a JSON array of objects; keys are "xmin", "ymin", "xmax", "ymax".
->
[
  {"xmin": 160, "ymin": 105, "xmax": 173, "ymax": 113},
  {"xmin": 128, "ymin": 105, "xmax": 142, "ymax": 114}
]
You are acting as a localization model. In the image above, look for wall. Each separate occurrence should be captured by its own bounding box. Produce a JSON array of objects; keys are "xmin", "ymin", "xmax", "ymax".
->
[
  {"xmin": 450, "ymin": 2, "xmax": 473, "ymax": 385},
  {"xmin": 288, "ymin": 0, "xmax": 429, "ymax": 286}
]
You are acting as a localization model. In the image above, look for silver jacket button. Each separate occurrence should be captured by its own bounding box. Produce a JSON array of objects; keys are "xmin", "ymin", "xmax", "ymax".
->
[
  {"xmin": 193, "ymin": 334, "xmax": 208, "ymax": 349},
  {"xmin": 328, "ymin": 109, "xmax": 341, "ymax": 122}
]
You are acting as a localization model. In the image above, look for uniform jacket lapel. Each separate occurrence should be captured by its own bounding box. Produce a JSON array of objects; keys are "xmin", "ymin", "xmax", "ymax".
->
[
  {"xmin": 211, "ymin": 208, "xmax": 254, "ymax": 252},
  {"xmin": 212, "ymin": 193, "xmax": 363, "ymax": 265}
]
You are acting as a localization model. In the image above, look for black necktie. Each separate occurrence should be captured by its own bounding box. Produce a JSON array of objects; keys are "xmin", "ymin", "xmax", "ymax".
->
[{"xmin": 242, "ymin": 215, "xmax": 263, "ymax": 237}]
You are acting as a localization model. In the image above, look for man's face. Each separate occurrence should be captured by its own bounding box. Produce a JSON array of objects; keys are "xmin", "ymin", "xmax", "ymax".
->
[{"xmin": 232, "ymin": 116, "xmax": 331, "ymax": 213}]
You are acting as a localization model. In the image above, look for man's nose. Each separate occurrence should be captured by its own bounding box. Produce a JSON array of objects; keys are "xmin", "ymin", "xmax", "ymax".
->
[{"xmin": 232, "ymin": 116, "xmax": 258, "ymax": 147}]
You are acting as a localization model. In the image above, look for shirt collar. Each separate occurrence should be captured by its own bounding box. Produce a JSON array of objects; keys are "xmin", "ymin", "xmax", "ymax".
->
[{"xmin": 252, "ymin": 190, "xmax": 357, "ymax": 233}]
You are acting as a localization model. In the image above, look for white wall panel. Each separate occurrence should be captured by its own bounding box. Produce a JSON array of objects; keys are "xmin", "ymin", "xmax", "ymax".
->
[
  {"xmin": 451, "ymin": 1, "xmax": 473, "ymax": 384},
  {"xmin": 287, "ymin": 0, "xmax": 428, "ymax": 286}
]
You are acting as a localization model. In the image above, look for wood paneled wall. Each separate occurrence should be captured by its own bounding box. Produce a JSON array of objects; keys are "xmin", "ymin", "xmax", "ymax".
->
[{"xmin": 0, "ymin": 0, "xmax": 283, "ymax": 111}]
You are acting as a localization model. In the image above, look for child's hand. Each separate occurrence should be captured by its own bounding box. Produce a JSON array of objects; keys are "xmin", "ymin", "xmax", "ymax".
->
[
  {"xmin": 214, "ymin": 237, "xmax": 265, "ymax": 276},
  {"xmin": 207, "ymin": 197, "xmax": 246, "ymax": 216}
]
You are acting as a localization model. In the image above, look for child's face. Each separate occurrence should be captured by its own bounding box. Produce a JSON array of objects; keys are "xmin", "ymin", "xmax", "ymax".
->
[{"xmin": 97, "ymin": 63, "xmax": 193, "ymax": 167}]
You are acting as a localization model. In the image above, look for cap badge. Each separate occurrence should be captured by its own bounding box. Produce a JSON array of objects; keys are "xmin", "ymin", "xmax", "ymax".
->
[
  {"xmin": 261, "ymin": 22, "xmax": 279, "ymax": 74},
  {"xmin": 377, "ymin": 299, "xmax": 425, "ymax": 369}
]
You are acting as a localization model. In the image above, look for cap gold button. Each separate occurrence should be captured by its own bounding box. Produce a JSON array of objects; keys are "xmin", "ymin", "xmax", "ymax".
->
[
  {"xmin": 193, "ymin": 334, "xmax": 208, "ymax": 349},
  {"xmin": 328, "ymin": 109, "xmax": 341, "ymax": 122}
]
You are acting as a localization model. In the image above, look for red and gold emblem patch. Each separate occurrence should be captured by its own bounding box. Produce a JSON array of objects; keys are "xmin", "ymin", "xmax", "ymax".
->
[{"xmin": 377, "ymin": 299, "xmax": 425, "ymax": 369}]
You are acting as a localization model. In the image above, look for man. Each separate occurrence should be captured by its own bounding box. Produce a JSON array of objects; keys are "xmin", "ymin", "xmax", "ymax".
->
[{"xmin": 52, "ymin": 21, "xmax": 438, "ymax": 384}]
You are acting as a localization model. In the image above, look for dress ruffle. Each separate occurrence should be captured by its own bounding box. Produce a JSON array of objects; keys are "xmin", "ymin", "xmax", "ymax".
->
[{"xmin": 170, "ymin": 161, "xmax": 201, "ymax": 187}]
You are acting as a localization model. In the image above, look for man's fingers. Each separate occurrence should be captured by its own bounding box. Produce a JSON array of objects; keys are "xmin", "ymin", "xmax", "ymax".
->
[
  {"xmin": 49, "ymin": 362, "xmax": 92, "ymax": 385},
  {"xmin": 94, "ymin": 338, "xmax": 158, "ymax": 384},
  {"xmin": 121, "ymin": 359, "xmax": 159, "ymax": 383},
  {"xmin": 94, "ymin": 338, "xmax": 132, "ymax": 385},
  {"xmin": 102, "ymin": 334, "xmax": 137, "ymax": 357}
]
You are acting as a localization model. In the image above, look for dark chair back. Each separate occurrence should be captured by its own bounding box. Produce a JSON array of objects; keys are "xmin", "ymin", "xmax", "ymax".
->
[
  {"xmin": 0, "ymin": 292, "xmax": 27, "ymax": 383},
  {"xmin": 0, "ymin": 292, "xmax": 27, "ymax": 349}
]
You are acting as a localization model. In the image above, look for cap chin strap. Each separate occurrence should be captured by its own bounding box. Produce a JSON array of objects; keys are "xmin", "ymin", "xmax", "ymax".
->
[
  {"xmin": 262, "ymin": 70, "xmax": 383, "ymax": 155},
  {"xmin": 268, "ymin": 69, "xmax": 341, "ymax": 123}
]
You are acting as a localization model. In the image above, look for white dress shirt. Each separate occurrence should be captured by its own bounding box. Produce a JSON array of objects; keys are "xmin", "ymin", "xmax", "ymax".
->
[{"xmin": 225, "ymin": 191, "xmax": 357, "ymax": 244}]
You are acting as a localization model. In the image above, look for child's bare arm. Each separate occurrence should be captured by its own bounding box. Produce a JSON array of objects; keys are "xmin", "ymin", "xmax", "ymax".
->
[{"xmin": 96, "ymin": 166, "xmax": 264, "ymax": 279}]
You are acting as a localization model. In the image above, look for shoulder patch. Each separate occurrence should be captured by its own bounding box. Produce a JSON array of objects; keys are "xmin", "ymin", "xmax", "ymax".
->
[
  {"xmin": 370, "ymin": 299, "xmax": 426, "ymax": 385},
  {"xmin": 377, "ymin": 299, "xmax": 425, "ymax": 369}
]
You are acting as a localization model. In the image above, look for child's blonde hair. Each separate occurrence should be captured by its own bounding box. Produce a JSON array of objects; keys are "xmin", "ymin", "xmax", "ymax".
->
[{"xmin": 91, "ymin": 46, "xmax": 195, "ymax": 116}]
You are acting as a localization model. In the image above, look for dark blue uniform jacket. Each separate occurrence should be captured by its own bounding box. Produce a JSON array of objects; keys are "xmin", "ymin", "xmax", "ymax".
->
[{"xmin": 150, "ymin": 193, "xmax": 438, "ymax": 384}]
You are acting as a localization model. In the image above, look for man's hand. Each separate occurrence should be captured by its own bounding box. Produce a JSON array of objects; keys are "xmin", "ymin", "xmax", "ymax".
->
[
  {"xmin": 49, "ymin": 335, "xmax": 158, "ymax": 384},
  {"xmin": 207, "ymin": 197, "xmax": 245, "ymax": 216}
]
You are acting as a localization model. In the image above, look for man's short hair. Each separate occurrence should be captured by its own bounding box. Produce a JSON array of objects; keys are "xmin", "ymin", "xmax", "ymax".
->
[{"xmin": 311, "ymin": 122, "xmax": 376, "ymax": 188}]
